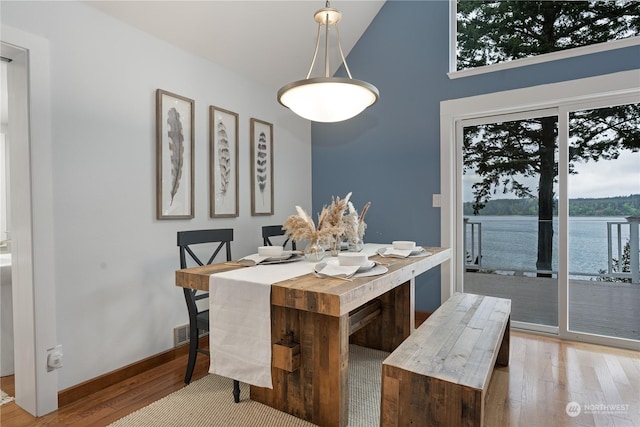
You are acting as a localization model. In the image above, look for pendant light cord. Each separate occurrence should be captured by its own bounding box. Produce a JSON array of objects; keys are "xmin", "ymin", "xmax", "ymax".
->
[
  {"xmin": 334, "ymin": 20, "xmax": 353, "ymax": 79},
  {"xmin": 324, "ymin": 9, "xmax": 330, "ymax": 77},
  {"xmin": 304, "ymin": 1, "xmax": 354, "ymax": 80}
]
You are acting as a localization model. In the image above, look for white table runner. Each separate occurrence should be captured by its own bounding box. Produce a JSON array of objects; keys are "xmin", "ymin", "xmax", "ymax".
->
[
  {"xmin": 208, "ymin": 260, "xmax": 315, "ymax": 388},
  {"xmin": 207, "ymin": 243, "xmax": 389, "ymax": 389}
]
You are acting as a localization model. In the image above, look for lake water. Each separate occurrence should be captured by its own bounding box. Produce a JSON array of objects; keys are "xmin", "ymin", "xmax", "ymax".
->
[{"xmin": 464, "ymin": 216, "xmax": 632, "ymax": 276}]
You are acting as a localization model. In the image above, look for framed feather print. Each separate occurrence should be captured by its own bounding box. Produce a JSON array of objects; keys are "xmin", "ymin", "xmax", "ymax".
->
[
  {"xmin": 210, "ymin": 106, "xmax": 239, "ymax": 218},
  {"xmin": 156, "ymin": 89, "xmax": 194, "ymax": 219},
  {"xmin": 250, "ymin": 118, "xmax": 274, "ymax": 216}
]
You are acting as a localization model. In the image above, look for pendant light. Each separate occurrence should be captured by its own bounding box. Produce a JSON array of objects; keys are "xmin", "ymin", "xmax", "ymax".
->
[{"xmin": 277, "ymin": 2, "xmax": 379, "ymax": 123}]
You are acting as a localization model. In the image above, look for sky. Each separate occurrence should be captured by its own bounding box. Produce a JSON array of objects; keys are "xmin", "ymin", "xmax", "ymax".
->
[
  {"xmin": 568, "ymin": 150, "xmax": 639, "ymax": 199},
  {"xmin": 463, "ymin": 150, "xmax": 639, "ymax": 202}
]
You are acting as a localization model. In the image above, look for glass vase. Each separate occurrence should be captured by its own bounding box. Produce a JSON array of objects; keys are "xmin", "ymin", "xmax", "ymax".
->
[
  {"xmin": 348, "ymin": 237, "xmax": 364, "ymax": 252},
  {"xmin": 330, "ymin": 235, "xmax": 342, "ymax": 257},
  {"xmin": 304, "ymin": 239, "xmax": 326, "ymax": 262}
]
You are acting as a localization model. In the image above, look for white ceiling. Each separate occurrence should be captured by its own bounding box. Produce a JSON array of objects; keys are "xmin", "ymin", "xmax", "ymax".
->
[{"xmin": 85, "ymin": 1, "xmax": 385, "ymax": 91}]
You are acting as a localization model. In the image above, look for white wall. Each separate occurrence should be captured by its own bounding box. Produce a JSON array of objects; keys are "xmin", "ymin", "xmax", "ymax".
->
[{"xmin": 2, "ymin": 1, "xmax": 311, "ymax": 390}]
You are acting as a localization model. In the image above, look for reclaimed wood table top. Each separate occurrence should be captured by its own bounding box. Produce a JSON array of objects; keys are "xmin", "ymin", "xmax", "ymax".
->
[{"xmin": 176, "ymin": 246, "xmax": 452, "ymax": 317}]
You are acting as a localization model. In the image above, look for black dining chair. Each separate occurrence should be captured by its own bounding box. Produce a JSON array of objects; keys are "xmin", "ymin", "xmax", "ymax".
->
[
  {"xmin": 262, "ymin": 225, "xmax": 296, "ymax": 250},
  {"xmin": 177, "ymin": 228, "xmax": 240, "ymax": 403}
]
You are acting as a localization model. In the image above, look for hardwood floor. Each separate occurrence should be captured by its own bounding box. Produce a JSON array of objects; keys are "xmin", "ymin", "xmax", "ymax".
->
[
  {"xmin": 485, "ymin": 332, "xmax": 639, "ymax": 427},
  {"xmin": 1, "ymin": 332, "xmax": 638, "ymax": 426},
  {"xmin": 0, "ymin": 351, "xmax": 210, "ymax": 427}
]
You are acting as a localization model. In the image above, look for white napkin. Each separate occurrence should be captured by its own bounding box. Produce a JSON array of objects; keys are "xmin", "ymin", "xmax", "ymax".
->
[
  {"xmin": 316, "ymin": 263, "xmax": 359, "ymax": 278},
  {"xmin": 238, "ymin": 251, "xmax": 297, "ymax": 266},
  {"xmin": 381, "ymin": 247, "xmax": 413, "ymax": 258},
  {"xmin": 237, "ymin": 253, "xmax": 270, "ymax": 266}
]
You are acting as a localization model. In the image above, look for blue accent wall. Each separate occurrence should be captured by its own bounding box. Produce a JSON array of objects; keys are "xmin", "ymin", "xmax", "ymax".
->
[{"xmin": 311, "ymin": 1, "xmax": 640, "ymax": 312}]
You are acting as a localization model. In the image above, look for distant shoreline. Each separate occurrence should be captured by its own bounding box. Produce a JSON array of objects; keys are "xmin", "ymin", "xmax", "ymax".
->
[{"xmin": 463, "ymin": 194, "xmax": 639, "ymax": 217}]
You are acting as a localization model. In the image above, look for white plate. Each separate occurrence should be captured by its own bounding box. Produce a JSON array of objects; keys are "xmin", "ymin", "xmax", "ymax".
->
[
  {"xmin": 264, "ymin": 250, "xmax": 293, "ymax": 261},
  {"xmin": 327, "ymin": 259, "xmax": 376, "ymax": 272}
]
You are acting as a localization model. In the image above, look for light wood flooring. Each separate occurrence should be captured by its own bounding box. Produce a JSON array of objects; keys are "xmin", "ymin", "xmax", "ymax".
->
[
  {"xmin": 1, "ymin": 351, "xmax": 211, "ymax": 426},
  {"xmin": 485, "ymin": 332, "xmax": 639, "ymax": 427},
  {"xmin": 1, "ymin": 331, "xmax": 638, "ymax": 426}
]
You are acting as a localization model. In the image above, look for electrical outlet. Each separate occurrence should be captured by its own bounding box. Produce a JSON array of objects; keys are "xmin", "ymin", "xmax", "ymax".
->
[
  {"xmin": 433, "ymin": 194, "xmax": 441, "ymax": 208},
  {"xmin": 173, "ymin": 324, "xmax": 207, "ymax": 347},
  {"xmin": 46, "ymin": 345, "xmax": 63, "ymax": 372},
  {"xmin": 174, "ymin": 324, "xmax": 189, "ymax": 347}
]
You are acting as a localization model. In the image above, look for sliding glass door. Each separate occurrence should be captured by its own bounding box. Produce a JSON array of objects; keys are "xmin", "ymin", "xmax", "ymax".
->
[
  {"xmin": 456, "ymin": 96, "xmax": 639, "ymax": 346},
  {"xmin": 565, "ymin": 101, "xmax": 640, "ymax": 342},
  {"xmin": 461, "ymin": 110, "xmax": 559, "ymax": 333}
]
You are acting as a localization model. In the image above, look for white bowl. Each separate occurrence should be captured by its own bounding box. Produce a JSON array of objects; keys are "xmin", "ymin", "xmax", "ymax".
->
[
  {"xmin": 258, "ymin": 245, "xmax": 283, "ymax": 257},
  {"xmin": 392, "ymin": 241, "xmax": 416, "ymax": 250},
  {"xmin": 338, "ymin": 252, "xmax": 368, "ymax": 267}
]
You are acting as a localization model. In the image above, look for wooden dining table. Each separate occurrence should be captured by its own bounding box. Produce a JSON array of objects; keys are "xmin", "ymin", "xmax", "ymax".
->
[{"xmin": 175, "ymin": 245, "xmax": 451, "ymax": 427}]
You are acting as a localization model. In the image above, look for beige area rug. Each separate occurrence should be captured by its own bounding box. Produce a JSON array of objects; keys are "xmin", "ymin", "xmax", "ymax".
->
[
  {"xmin": 1, "ymin": 389, "xmax": 15, "ymax": 406},
  {"xmin": 109, "ymin": 345, "xmax": 388, "ymax": 427}
]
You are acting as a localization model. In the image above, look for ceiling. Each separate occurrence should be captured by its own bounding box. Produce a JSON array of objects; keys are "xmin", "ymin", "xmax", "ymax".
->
[{"xmin": 85, "ymin": 1, "xmax": 385, "ymax": 91}]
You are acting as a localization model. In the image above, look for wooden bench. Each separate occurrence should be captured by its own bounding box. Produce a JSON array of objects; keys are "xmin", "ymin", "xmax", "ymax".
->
[{"xmin": 380, "ymin": 292, "xmax": 511, "ymax": 427}]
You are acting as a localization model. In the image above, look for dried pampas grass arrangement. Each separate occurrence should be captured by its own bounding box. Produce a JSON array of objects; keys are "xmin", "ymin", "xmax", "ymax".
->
[
  {"xmin": 282, "ymin": 206, "xmax": 341, "ymax": 243},
  {"xmin": 322, "ymin": 192, "xmax": 351, "ymax": 231},
  {"xmin": 283, "ymin": 193, "xmax": 371, "ymax": 247},
  {"xmin": 344, "ymin": 201, "xmax": 371, "ymax": 242}
]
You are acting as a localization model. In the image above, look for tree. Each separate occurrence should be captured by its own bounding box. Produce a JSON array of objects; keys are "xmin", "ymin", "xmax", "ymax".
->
[
  {"xmin": 596, "ymin": 240, "xmax": 632, "ymax": 283},
  {"xmin": 458, "ymin": 1, "xmax": 640, "ymax": 276},
  {"xmin": 457, "ymin": 1, "xmax": 639, "ymax": 71}
]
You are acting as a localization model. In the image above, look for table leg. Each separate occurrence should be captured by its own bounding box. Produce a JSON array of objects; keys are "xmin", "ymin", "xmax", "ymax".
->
[
  {"xmin": 350, "ymin": 279, "xmax": 414, "ymax": 352},
  {"xmin": 251, "ymin": 306, "xmax": 350, "ymax": 427}
]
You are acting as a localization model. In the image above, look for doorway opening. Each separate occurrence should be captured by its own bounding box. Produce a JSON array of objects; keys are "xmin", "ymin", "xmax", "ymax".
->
[{"xmin": 1, "ymin": 34, "xmax": 58, "ymax": 416}]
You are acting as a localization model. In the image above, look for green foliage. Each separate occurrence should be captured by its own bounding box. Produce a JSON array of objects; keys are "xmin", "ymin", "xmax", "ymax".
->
[
  {"xmin": 570, "ymin": 106, "xmax": 640, "ymax": 161},
  {"xmin": 569, "ymin": 194, "xmax": 640, "ymax": 217},
  {"xmin": 464, "ymin": 197, "xmax": 543, "ymax": 216},
  {"xmin": 595, "ymin": 240, "xmax": 632, "ymax": 283},
  {"xmin": 463, "ymin": 116, "xmax": 558, "ymax": 214},
  {"xmin": 463, "ymin": 194, "xmax": 640, "ymax": 216},
  {"xmin": 457, "ymin": 0, "xmax": 640, "ymax": 70},
  {"xmin": 458, "ymin": 1, "xmax": 640, "ymax": 272},
  {"xmin": 459, "ymin": 2, "xmax": 640, "ymax": 214}
]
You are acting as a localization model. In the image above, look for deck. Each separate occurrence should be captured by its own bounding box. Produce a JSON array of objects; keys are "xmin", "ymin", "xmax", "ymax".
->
[{"xmin": 464, "ymin": 272, "xmax": 640, "ymax": 341}]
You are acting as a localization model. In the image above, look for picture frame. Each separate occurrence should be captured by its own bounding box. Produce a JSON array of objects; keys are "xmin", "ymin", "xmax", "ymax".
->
[
  {"xmin": 250, "ymin": 118, "xmax": 274, "ymax": 216},
  {"xmin": 210, "ymin": 106, "xmax": 239, "ymax": 218},
  {"xmin": 156, "ymin": 89, "xmax": 194, "ymax": 219}
]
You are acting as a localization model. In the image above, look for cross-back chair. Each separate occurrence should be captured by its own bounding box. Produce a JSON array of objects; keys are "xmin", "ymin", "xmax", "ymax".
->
[
  {"xmin": 261, "ymin": 225, "xmax": 296, "ymax": 250},
  {"xmin": 177, "ymin": 228, "xmax": 240, "ymax": 402}
]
